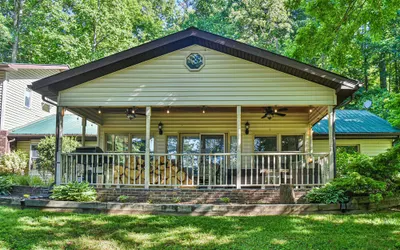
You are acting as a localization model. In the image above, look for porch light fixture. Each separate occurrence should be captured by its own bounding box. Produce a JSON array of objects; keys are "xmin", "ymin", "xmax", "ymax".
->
[
  {"xmin": 309, "ymin": 107, "xmax": 313, "ymax": 113},
  {"xmin": 166, "ymin": 107, "xmax": 170, "ymax": 114},
  {"xmin": 61, "ymin": 108, "xmax": 65, "ymax": 117},
  {"xmin": 245, "ymin": 121, "xmax": 250, "ymax": 135},
  {"xmin": 158, "ymin": 122, "xmax": 163, "ymax": 135},
  {"xmin": 97, "ymin": 107, "xmax": 102, "ymax": 114},
  {"xmin": 202, "ymin": 106, "xmax": 206, "ymax": 114}
]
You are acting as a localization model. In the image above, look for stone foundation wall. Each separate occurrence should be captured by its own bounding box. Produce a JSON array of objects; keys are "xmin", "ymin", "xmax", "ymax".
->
[
  {"xmin": 96, "ymin": 188, "xmax": 307, "ymax": 204},
  {"xmin": 10, "ymin": 186, "xmax": 49, "ymax": 197}
]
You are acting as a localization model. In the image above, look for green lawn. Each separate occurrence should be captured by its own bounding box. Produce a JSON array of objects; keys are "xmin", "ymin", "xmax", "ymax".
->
[{"xmin": 0, "ymin": 206, "xmax": 399, "ymax": 250}]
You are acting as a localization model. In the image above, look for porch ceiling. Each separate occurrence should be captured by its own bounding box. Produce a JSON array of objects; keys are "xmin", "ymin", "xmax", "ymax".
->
[{"xmin": 68, "ymin": 106, "xmax": 328, "ymax": 126}]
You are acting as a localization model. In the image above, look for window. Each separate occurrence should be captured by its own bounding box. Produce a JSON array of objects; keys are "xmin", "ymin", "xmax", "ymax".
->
[
  {"xmin": 131, "ymin": 136, "xmax": 154, "ymax": 153},
  {"xmin": 30, "ymin": 144, "xmax": 39, "ymax": 171},
  {"xmin": 24, "ymin": 88, "xmax": 32, "ymax": 108},
  {"xmin": 281, "ymin": 135, "xmax": 304, "ymax": 152},
  {"xmin": 167, "ymin": 136, "xmax": 178, "ymax": 160},
  {"xmin": 337, "ymin": 145, "xmax": 359, "ymax": 154},
  {"xmin": 106, "ymin": 134, "xmax": 129, "ymax": 152},
  {"xmin": 185, "ymin": 53, "xmax": 205, "ymax": 71},
  {"xmin": 182, "ymin": 135, "xmax": 200, "ymax": 154},
  {"xmin": 254, "ymin": 136, "xmax": 277, "ymax": 152},
  {"xmin": 230, "ymin": 136, "xmax": 237, "ymax": 168}
]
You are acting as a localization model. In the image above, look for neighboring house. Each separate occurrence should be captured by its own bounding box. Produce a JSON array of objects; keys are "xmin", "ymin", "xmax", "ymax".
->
[
  {"xmin": 30, "ymin": 27, "xmax": 361, "ymax": 188},
  {"xmin": 8, "ymin": 114, "xmax": 98, "ymax": 172},
  {"xmin": 313, "ymin": 110, "xmax": 400, "ymax": 156},
  {"xmin": 0, "ymin": 63, "xmax": 69, "ymax": 154}
]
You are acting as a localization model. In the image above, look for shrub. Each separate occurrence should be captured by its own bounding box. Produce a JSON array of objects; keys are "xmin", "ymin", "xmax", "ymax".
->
[
  {"xmin": 336, "ymin": 149, "xmax": 371, "ymax": 177},
  {"xmin": 0, "ymin": 176, "xmax": 12, "ymax": 195},
  {"xmin": 118, "ymin": 195, "xmax": 129, "ymax": 203},
  {"xmin": 37, "ymin": 136, "xmax": 81, "ymax": 176},
  {"xmin": 0, "ymin": 150, "xmax": 28, "ymax": 175},
  {"xmin": 50, "ymin": 182, "xmax": 96, "ymax": 202},
  {"xmin": 7, "ymin": 175, "xmax": 51, "ymax": 187},
  {"xmin": 305, "ymin": 184, "xmax": 349, "ymax": 204},
  {"xmin": 220, "ymin": 197, "xmax": 231, "ymax": 203}
]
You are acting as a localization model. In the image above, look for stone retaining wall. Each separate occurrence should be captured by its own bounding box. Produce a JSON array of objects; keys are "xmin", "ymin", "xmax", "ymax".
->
[
  {"xmin": 1, "ymin": 196, "xmax": 398, "ymax": 216},
  {"xmin": 10, "ymin": 186, "xmax": 50, "ymax": 197},
  {"xmin": 96, "ymin": 188, "xmax": 307, "ymax": 204}
]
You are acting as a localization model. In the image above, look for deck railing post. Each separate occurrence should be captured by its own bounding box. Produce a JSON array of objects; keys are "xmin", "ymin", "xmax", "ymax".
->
[
  {"xmin": 55, "ymin": 106, "xmax": 64, "ymax": 185},
  {"xmin": 236, "ymin": 106, "xmax": 242, "ymax": 189},
  {"xmin": 145, "ymin": 107, "xmax": 151, "ymax": 189},
  {"xmin": 328, "ymin": 106, "xmax": 336, "ymax": 180},
  {"xmin": 81, "ymin": 117, "xmax": 86, "ymax": 147}
]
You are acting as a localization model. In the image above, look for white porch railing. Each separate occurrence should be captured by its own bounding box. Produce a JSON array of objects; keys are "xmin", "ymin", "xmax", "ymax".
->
[{"xmin": 60, "ymin": 152, "xmax": 330, "ymax": 188}]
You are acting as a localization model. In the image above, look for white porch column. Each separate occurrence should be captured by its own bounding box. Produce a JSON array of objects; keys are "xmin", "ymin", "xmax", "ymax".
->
[
  {"xmin": 145, "ymin": 106, "xmax": 151, "ymax": 189},
  {"xmin": 328, "ymin": 106, "xmax": 336, "ymax": 179},
  {"xmin": 81, "ymin": 117, "xmax": 86, "ymax": 147},
  {"xmin": 236, "ymin": 106, "xmax": 242, "ymax": 189},
  {"xmin": 55, "ymin": 106, "xmax": 64, "ymax": 185}
]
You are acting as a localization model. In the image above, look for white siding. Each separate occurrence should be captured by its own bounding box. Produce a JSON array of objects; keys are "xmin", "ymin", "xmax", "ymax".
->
[
  {"xmin": 4, "ymin": 69, "xmax": 59, "ymax": 130},
  {"xmin": 98, "ymin": 111, "xmax": 310, "ymax": 154},
  {"xmin": 313, "ymin": 139, "xmax": 393, "ymax": 156},
  {"xmin": 0, "ymin": 71, "xmax": 5, "ymax": 127},
  {"xmin": 59, "ymin": 45, "xmax": 336, "ymax": 107}
]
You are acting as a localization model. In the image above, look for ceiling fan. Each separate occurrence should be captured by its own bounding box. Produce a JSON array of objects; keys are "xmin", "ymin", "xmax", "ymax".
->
[
  {"xmin": 126, "ymin": 107, "xmax": 146, "ymax": 120},
  {"xmin": 261, "ymin": 107, "xmax": 288, "ymax": 120}
]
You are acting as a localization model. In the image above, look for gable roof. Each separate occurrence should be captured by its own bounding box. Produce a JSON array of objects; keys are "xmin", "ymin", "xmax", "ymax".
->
[
  {"xmin": 30, "ymin": 27, "xmax": 360, "ymax": 105},
  {"xmin": 9, "ymin": 114, "xmax": 97, "ymax": 137},
  {"xmin": 313, "ymin": 110, "xmax": 400, "ymax": 137}
]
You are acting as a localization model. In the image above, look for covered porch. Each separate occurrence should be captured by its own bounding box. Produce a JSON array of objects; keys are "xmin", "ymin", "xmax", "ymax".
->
[
  {"xmin": 29, "ymin": 28, "xmax": 360, "ymax": 190},
  {"xmin": 58, "ymin": 106, "xmax": 334, "ymax": 189}
]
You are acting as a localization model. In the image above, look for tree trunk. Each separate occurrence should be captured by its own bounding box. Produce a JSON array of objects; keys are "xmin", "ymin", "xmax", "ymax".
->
[
  {"xmin": 11, "ymin": 0, "xmax": 23, "ymax": 63},
  {"xmin": 363, "ymin": 55, "xmax": 369, "ymax": 91},
  {"xmin": 279, "ymin": 184, "xmax": 295, "ymax": 204},
  {"xmin": 379, "ymin": 53, "xmax": 387, "ymax": 90}
]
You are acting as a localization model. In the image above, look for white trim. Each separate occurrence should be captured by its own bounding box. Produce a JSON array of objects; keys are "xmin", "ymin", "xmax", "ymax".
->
[{"xmin": 0, "ymin": 72, "xmax": 8, "ymax": 130}]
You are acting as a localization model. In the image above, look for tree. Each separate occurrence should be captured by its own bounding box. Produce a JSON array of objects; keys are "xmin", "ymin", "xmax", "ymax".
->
[{"xmin": 37, "ymin": 136, "xmax": 81, "ymax": 178}]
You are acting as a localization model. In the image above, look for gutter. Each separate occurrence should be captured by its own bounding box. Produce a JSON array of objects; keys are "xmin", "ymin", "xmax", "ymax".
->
[{"xmin": 42, "ymin": 95, "xmax": 58, "ymax": 107}]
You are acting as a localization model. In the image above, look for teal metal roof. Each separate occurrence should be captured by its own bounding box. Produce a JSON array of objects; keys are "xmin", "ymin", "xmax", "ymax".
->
[
  {"xmin": 9, "ymin": 114, "xmax": 97, "ymax": 136},
  {"xmin": 313, "ymin": 110, "xmax": 400, "ymax": 135}
]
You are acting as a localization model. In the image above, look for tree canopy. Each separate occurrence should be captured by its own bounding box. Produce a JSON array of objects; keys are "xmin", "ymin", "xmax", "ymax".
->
[{"xmin": 1, "ymin": 0, "xmax": 400, "ymax": 126}]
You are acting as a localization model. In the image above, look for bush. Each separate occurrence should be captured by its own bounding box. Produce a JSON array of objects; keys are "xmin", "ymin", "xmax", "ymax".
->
[
  {"xmin": 0, "ymin": 150, "xmax": 28, "ymax": 175},
  {"xmin": 305, "ymin": 183, "xmax": 349, "ymax": 204},
  {"xmin": 336, "ymin": 149, "xmax": 371, "ymax": 177},
  {"xmin": 7, "ymin": 175, "xmax": 52, "ymax": 187},
  {"xmin": 37, "ymin": 136, "xmax": 81, "ymax": 176},
  {"xmin": 308, "ymin": 144, "xmax": 400, "ymax": 204},
  {"xmin": 0, "ymin": 176, "xmax": 12, "ymax": 195},
  {"xmin": 50, "ymin": 182, "xmax": 97, "ymax": 202}
]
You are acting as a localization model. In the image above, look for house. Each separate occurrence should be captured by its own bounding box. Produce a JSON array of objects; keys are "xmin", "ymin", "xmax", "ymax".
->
[
  {"xmin": 313, "ymin": 110, "xmax": 400, "ymax": 156},
  {"xmin": 8, "ymin": 114, "xmax": 98, "ymax": 172},
  {"xmin": 0, "ymin": 63, "xmax": 69, "ymax": 154},
  {"xmin": 30, "ymin": 27, "xmax": 361, "ymax": 189}
]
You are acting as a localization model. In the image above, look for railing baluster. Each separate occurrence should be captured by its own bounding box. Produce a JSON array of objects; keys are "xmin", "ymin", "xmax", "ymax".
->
[
  {"xmin": 261, "ymin": 155, "xmax": 265, "ymax": 188},
  {"xmin": 250, "ymin": 156, "xmax": 253, "ymax": 185},
  {"xmin": 245, "ymin": 155, "xmax": 248, "ymax": 185},
  {"xmin": 214, "ymin": 155, "xmax": 217, "ymax": 186},
  {"xmin": 289, "ymin": 155, "xmax": 292, "ymax": 185},
  {"xmin": 267, "ymin": 156, "xmax": 270, "ymax": 185}
]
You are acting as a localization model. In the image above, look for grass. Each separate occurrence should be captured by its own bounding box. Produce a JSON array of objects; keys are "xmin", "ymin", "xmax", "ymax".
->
[{"xmin": 0, "ymin": 206, "xmax": 399, "ymax": 250}]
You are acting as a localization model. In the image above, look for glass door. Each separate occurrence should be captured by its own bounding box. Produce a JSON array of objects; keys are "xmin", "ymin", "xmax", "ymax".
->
[{"xmin": 201, "ymin": 135, "xmax": 225, "ymax": 185}]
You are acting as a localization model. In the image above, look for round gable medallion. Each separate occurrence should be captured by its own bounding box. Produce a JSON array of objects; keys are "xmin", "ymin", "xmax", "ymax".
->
[{"xmin": 185, "ymin": 53, "xmax": 205, "ymax": 71}]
